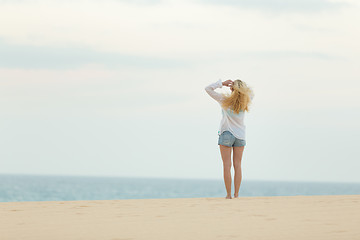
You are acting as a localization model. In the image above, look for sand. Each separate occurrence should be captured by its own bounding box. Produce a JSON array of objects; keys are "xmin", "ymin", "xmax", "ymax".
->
[{"xmin": 1, "ymin": 194, "xmax": 359, "ymax": 240}]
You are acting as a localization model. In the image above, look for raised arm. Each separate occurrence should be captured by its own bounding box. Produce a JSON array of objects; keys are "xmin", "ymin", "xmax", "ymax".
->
[{"xmin": 204, "ymin": 79, "xmax": 225, "ymax": 103}]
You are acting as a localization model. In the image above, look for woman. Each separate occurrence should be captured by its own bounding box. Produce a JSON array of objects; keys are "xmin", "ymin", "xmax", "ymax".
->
[{"xmin": 205, "ymin": 79, "xmax": 254, "ymax": 199}]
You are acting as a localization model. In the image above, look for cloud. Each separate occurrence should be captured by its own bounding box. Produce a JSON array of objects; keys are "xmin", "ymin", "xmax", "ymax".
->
[
  {"xmin": 0, "ymin": 0, "xmax": 162, "ymax": 4},
  {"xmin": 197, "ymin": 0, "xmax": 349, "ymax": 13},
  {"xmin": 0, "ymin": 39, "xmax": 190, "ymax": 70},
  {"xmin": 0, "ymin": 37, "xmax": 339, "ymax": 71},
  {"xmin": 231, "ymin": 50, "xmax": 337, "ymax": 60},
  {"xmin": 113, "ymin": 0, "xmax": 162, "ymax": 5}
]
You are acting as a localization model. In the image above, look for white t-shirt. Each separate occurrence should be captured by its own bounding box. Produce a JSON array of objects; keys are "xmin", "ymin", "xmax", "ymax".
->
[{"xmin": 204, "ymin": 79, "xmax": 254, "ymax": 140}]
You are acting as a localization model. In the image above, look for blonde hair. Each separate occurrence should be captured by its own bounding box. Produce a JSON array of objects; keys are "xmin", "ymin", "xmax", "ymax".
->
[{"xmin": 221, "ymin": 79, "xmax": 253, "ymax": 113}]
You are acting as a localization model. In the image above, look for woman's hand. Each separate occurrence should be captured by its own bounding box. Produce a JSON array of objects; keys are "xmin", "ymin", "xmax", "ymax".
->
[{"xmin": 222, "ymin": 80, "xmax": 233, "ymax": 87}]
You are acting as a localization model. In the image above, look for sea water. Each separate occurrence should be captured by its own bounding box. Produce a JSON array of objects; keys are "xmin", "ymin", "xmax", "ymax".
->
[{"xmin": 1, "ymin": 174, "xmax": 360, "ymax": 202}]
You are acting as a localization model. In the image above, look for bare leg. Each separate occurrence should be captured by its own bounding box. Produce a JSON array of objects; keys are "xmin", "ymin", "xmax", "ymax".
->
[
  {"xmin": 219, "ymin": 145, "xmax": 232, "ymax": 199},
  {"xmin": 233, "ymin": 146, "xmax": 244, "ymax": 198}
]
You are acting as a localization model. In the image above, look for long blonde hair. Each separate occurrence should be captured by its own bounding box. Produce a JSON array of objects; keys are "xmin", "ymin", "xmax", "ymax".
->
[{"xmin": 221, "ymin": 79, "xmax": 253, "ymax": 113}]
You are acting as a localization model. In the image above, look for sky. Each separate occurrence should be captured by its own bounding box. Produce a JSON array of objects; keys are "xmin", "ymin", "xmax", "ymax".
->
[{"xmin": 0, "ymin": 0, "xmax": 359, "ymax": 183}]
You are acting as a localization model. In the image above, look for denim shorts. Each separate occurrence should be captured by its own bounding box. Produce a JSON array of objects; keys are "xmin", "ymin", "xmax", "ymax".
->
[{"xmin": 218, "ymin": 131, "xmax": 246, "ymax": 147}]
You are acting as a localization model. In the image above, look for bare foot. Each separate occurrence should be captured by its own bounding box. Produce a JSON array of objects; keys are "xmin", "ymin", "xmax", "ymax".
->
[
  {"xmin": 225, "ymin": 195, "xmax": 232, "ymax": 199},
  {"xmin": 234, "ymin": 193, "xmax": 239, "ymax": 198}
]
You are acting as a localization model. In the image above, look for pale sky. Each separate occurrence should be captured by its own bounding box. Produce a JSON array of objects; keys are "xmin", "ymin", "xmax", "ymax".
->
[{"xmin": 1, "ymin": 0, "xmax": 359, "ymax": 182}]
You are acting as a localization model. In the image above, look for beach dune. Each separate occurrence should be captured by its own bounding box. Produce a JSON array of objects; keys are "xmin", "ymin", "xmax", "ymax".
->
[{"xmin": 1, "ymin": 194, "xmax": 359, "ymax": 240}]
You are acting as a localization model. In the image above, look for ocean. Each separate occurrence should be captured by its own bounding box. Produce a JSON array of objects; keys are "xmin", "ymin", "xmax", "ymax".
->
[{"xmin": 1, "ymin": 174, "xmax": 360, "ymax": 202}]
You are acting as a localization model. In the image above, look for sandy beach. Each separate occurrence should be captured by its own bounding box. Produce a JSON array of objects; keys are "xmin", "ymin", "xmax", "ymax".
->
[{"xmin": 1, "ymin": 194, "xmax": 359, "ymax": 240}]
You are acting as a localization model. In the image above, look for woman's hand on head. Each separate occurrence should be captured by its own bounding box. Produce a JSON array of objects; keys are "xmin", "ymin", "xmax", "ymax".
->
[{"xmin": 222, "ymin": 80, "xmax": 233, "ymax": 87}]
